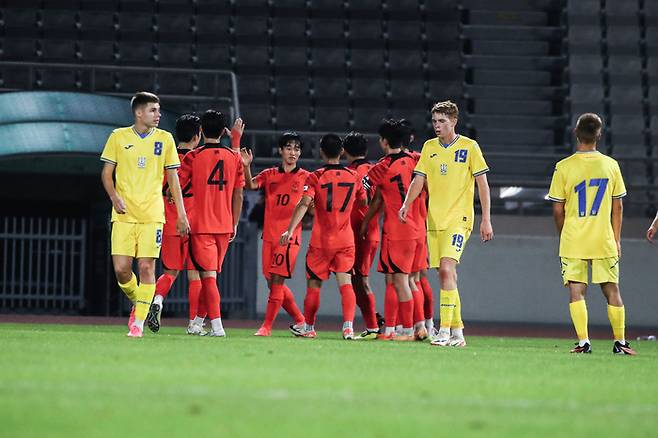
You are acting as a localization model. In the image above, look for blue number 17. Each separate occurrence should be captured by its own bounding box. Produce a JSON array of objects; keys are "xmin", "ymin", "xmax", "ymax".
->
[{"xmin": 574, "ymin": 178, "xmax": 609, "ymax": 217}]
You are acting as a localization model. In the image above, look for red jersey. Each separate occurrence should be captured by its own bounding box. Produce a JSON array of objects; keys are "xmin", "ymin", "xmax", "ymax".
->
[
  {"xmin": 254, "ymin": 166, "xmax": 309, "ymax": 243},
  {"xmin": 163, "ymin": 148, "xmax": 195, "ymax": 236},
  {"xmin": 409, "ymin": 150, "xmax": 428, "ymax": 238},
  {"xmin": 347, "ymin": 159, "xmax": 381, "ymax": 242},
  {"xmin": 367, "ymin": 151, "xmax": 421, "ymax": 241},
  {"xmin": 303, "ymin": 164, "xmax": 366, "ymax": 248},
  {"xmin": 179, "ymin": 144, "xmax": 245, "ymax": 234}
]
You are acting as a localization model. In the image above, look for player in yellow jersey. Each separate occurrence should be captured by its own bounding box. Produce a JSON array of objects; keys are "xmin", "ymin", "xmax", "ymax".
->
[
  {"xmin": 399, "ymin": 101, "xmax": 493, "ymax": 347},
  {"xmin": 100, "ymin": 92, "xmax": 190, "ymax": 338},
  {"xmin": 548, "ymin": 113, "xmax": 636, "ymax": 355}
]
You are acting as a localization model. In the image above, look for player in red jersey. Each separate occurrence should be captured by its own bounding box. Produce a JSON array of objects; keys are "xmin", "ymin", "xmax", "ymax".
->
[
  {"xmin": 179, "ymin": 110, "xmax": 245, "ymax": 337},
  {"xmin": 280, "ymin": 134, "xmax": 366, "ymax": 340},
  {"xmin": 240, "ymin": 132, "xmax": 307, "ymax": 336},
  {"xmin": 361, "ymin": 119, "xmax": 426, "ymax": 341},
  {"xmin": 400, "ymin": 119, "xmax": 434, "ymax": 338},
  {"xmin": 343, "ymin": 132, "xmax": 381, "ymax": 340}
]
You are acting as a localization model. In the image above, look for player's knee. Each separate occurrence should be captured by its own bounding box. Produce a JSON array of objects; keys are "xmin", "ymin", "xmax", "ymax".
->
[
  {"xmin": 114, "ymin": 267, "xmax": 132, "ymax": 284},
  {"xmin": 137, "ymin": 259, "xmax": 155, "ymax": 277},
  {"xmin": 438, "ymin": 266, "xmax": 456, "ymax": 284}
]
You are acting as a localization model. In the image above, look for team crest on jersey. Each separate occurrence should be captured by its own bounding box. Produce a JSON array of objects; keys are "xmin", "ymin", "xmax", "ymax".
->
[
  {"xmin": 291, "ymin": 182, "xmax": 300, "ymax": 192},
  {"xmin": 440, "ymin": 163, "xmax": 448, "ymax": 175},
  {"xmin": 137, "ymin": 156, "xmax": 147, "ymax": 169}
]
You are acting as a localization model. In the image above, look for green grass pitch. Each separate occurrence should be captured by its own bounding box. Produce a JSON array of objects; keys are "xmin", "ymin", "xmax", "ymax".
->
[{"xmin": 1, "ymin": 323, "xmax": 657, "ymax": 437}]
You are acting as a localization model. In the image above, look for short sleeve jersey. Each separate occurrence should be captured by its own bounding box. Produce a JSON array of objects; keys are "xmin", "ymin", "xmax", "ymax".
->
[
  {"xmin": 179, "ymin": 144, "xmax": 245, "ymax": 234},
  {"xmin": 162, "ymin": 149, "xmax": 195, "ymax": 236},
  {"xmin": 414, "ymin": 135, "xmax": 489, "ymax": 231},
  {"xmin": 253, "ymin": 166, "xmax": 310, "ymax": 243},
  {"xmin": 368, "ymin": 151, "xmax": 421, "ymax": 241},
  {"xmin": 303, "ymin": 164, "xmax": 366, "ymax": 248},
  {"xmin": 100, "ymin": 126, "xmax": 179, "ymax": 224},
  {"xmin": 347, "ymin": 159, "xmax": 381, "ymax": 242},
  {"xmin": 548, "ymin": 151, "xmax": 626, "ymax": 259}
]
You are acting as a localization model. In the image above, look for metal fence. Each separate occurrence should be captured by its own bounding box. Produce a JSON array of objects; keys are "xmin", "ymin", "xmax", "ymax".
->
[{"xmin": 0, "ymin": 216, "xmax": 86, "ymax": 312}]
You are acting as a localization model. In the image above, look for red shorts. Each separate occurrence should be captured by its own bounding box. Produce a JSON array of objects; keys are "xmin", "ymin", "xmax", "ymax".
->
[
  {"xmin": 190, "ymin": 233, "xmax": 231, "ymax": 272},
  {"xmin": 161, "ymin": 234, "xmax": 192, "ymax": 271},
  {"xmin": 378, "ymin": 238, "xmax": 423, "ymax": 274},
  {"xmin": 306, "ymin": 245, "xmax": 355, "ymax": 281},
  {"xmin": 262, "ymin": 240, "xmax": 301, "ymax": 280},
  {"xmin": 353, "ymin": 239, "xmax": 379, "ymax": 276},
  {"xmin": 413, "ymin": 237, "xmax": 429, "ymax": 272}
]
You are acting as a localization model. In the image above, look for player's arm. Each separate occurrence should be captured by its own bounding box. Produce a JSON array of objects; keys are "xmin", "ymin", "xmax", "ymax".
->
[
  {"xmin": 475, "ymin": 173, "xmax": 494, "ymax": 242},
  {"xmin": 552, "ymin": 201, "xmax": 565, "ymax": 234},
  {"xmin": 280, "ymin": 195, "xmax": 312, "ymax": 246},
  {"xmin": 646, "ymin": 210, "xmax": 658, "ymax": 243},
  {"xmin": 166, "ymin": 168, "xmax": 190, "ymax": 236},
  {"xmin": 101, "ymin": 162, "xmax": 126, "ymax": 214},
  {"xmin": 360, "ymin": 189, "xmax": 382, "ymax": 239},
  {"xmin": 230, "ymin": 187, "xmax": 244, "ymax": 241},
  {"xmin": 399, "ymin": 173, "xmax": 425, "ymax": 222},
  {"xmin": 239, "ymin": 148, "xmax": 260, "ymax": 190},
  {"xmin": 612, "ymin": 198, "xmax": 623, "ymax": 256},
  {"xmin": 231, "ymin": 118, "xmax": 245, "ymax": 151}
]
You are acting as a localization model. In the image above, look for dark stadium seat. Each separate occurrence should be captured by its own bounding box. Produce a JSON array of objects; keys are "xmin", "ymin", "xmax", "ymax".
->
[
  {"xmin": 609, "ymin": 86, "xmax": 643, "ymax": 115},
  {"xmin": 157, "ymin": 43, "xmax": 191, "ymax": 66},
  {"xmin": 239, "ymin": 75, "xmax": 271, "ymax": 99},
  {"xmin": 42, "ymin": 9, "xmax": 76, "ymax": 31},
  {"xmin": 352, "ymin": 107, "xmax": 386, "ymax": 133},
  {"xmin": 195, "ymin": 15, "xmax": 230, "ymax": 39},
  {"xmin": 567, "ymin": 25, "xmax": 601, "ymax": 46},
  {"xmin": 79, "ymin": 11, "xmax": 117, "ymax": 35},
  {"xmin": 349, "ymin": 49, "xmax": 384, "ymax": 70},
  {"xmin": 276, "ymin": 105, "xmax": 311, "ymax": 130},
  {"xmin": 388, "ymin": 21, "xmax": 421, "ymax": 42},
  {"xmin": 349, "ymin": 20, "xmax": 383, "ymax": 42},
  {"xmin": 272, "ymin": 17, "xmax": 307, "ymax": 38},
  {"xmin": 156, "ymin": 74, "xmax": 193, "ymax": 95},
  {"xmin": 117, "ymin": 42, "xmax": 155, "ymax": 66},
  {"xmin": 274, "ymin": 46, "xmax": 307, "ymax": 68},
  {"xmin": 241, "ymin": 104, "xmax": 272, "ymax": 130},
  {"xmin": 36, "ymin": 70, "xmax": 78, "ymax": 91},
  {"xmin": 78, "ymin": 40, "xmax": 116, "ymax": 64},
  {"xmin": 389, "ymin": 50, "xmax": 423, "ymax": 72},
  {"xmin": 352, "ymin": 77, "xmax": 386, "ymax": 103},
  {"xmin": 391, "ymin": 79, "xmax": 424, "ymax": 101},
  {"xmin": 311, "ymin": 19, "xmax": 344, "ymax": 40},
  {"xmin": 313, "ymin": 76, "xmax": 347, "ymax": 100},
  {"xmin": 275, "ymin": 76, "xmax": 308, "ymax": 100},
  {"xmin": 610, "ymin": 116, "xmax": 646, "ymax": 154},
  {"xmin": 568, "ymin": 0, "xmax": 601, "ymax": 17},
  {"xmin": 314, "ymin": 106, "xmax": 349, "ymax": 131},
  {"xmin": 4, "ymin": 8, "xmax": 37, "ymax": 30},
  {"xmin": 234, "ymin": 17, "xmax": 268, "ymax": 38},
  {"xmin": 312, "ymin": 47, "xmax": 345, "ymax": 70},
  {"xmin": 41, "ymin": 39, "xmax": 77, "ymax": 62},
  {"xmin": 118, "ymin": 12, "xmax": 152, "ymax": 34},
  {"xmin": 235, "ymin": 45, "xmax": 269, "ymax": 69},
  {"xmin": 606, "ymin": 26, "xmax": 641, "ymax": 55},
  {"xmin": 569, "ymin": 55, "xmax": 603, "ymax": 75},
  {"xmin": 2, "ymin": 38, "xmax": 38, "ymax": 61}
]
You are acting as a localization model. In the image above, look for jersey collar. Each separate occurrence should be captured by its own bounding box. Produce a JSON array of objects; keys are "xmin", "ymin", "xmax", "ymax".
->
[
  {"xmin": 440, "ymin": 135, "xmax": 460, "ymax": 148},
  {"xmin": 277, "ymin": 165, "xmax": 300, "ymax": 173},
  {"xmin": 350, "ymin": 158, "xmax": 369, "ymax": 167},
  {"xmin": 323, "ymin": 163, "xmax": 346, "ymax": 170},
  {"xmin": 132, "ymin": 126, "xmax": 155, "ymax": 139}
]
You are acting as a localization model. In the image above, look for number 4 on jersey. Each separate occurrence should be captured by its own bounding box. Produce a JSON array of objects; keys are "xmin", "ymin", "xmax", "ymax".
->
[
  {"xmin": 208, "ymin": 160, "xmax": 227, "ymax": 190},
  {"xmin": 574, "ymin": 178, "xmax": 608, "ymax": 217}
]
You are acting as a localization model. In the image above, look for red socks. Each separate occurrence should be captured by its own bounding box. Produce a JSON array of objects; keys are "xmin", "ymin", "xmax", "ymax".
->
[
  {"xmin": 384, "ymin": 283, "xmax": 399, "ymax": 328},
  {"xmin": 281, "ymin": 285, "xmax": 305, "ymax": 325},
  {"xmin": 355, "ymin": 283, "xmax": 378, "ymax": 329},
  {"xmin": 262, "ymin": 284, "xmax": 285, "ymax": 330},
  {"xmin": 155, "ymin": 273, "xmax": 176, "ymax": 299},
  {"xmin": 339, "ymin": 284, "xmax": 356, "ymax": 323},
  {"xmin": 304, "ymin": 288, "xmax": 321, "ymax": 326},
  {"xmin": 413, "ymin": 282, "xmax": 425, "ymax": 324},
  {"xmin": 201, "ymin": 277, "xmax": 221, "ymax": 320},
  {"xmin": 398, "ymin": 299, "xmax": 413, "ymax": 329},
  {"xmin": 420, "ymin": 277, "xmax": 434, "ymax": 320},
  {"xmin": 187, "ymin": 279, "xmax": 202, "ymax": 321}
]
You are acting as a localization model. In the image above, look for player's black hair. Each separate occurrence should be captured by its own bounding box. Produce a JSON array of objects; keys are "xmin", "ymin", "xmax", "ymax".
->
[
  {"xmin": 319, "ymin": 133, "xmax": 343, "ymax": 159},
  {"xmin": 342, "ymin": 131, "xmax": 368, "ymax": 157},
  {"xmin": 378, "ymin": 119, "xmax": 405, "ymax": 149},
  {"xmin": 130, "ymin": 91, "xmax": 159, "ymax": 113},
  {"xmin": 175, "ymin": 114, "xmax": 201, "ymax": 143},
  {"xmin": 278, "ymin": 131, "xmax": 303, "ymax": 149},
  {"xmin": 201, "ymin": 109, "xmax": 226, "ymax": 139},
  {"xmin": 399, "ymin": 119, "xmax": 415, "ymax": 149}
]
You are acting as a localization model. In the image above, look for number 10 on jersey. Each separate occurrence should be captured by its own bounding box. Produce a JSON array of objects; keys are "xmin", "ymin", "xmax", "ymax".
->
[{"xmin": 574, "ymin": 178, "xmax": 608, "ymax": 217}]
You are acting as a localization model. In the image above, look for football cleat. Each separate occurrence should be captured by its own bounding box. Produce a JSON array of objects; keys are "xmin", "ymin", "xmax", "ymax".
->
[
  {"xmin": 186, "ymin": 324, "xmax": 207, "ymax": 336},
  {"xmin": 128, "ymin": 305, "xmax": 136, "ymax": 329},
  {"xmin": 146, "ymin": 302, "xmax": 162, "ymax": 333},
  {"xmin": 414, "ymin": 326, "xmax": 429, "ymax": 341},
  {"xmin": 208, "ymin": 329, "xmax": 226, "ymax": 337},
  {"xmin": 430, "ymin": 336, "xmax": 450, "ymax": 347},
  {"xmin": 299, "ymin": 329, "xmax": 317, "ymax": 338},
  {"xmin": 356, "ymin": 329, "xmax": 379, "ymax": 340},
  {"xmin": 342, "ymin": 327, "xmax": 354, "ymax": 340},
  {"xmin": 612, "ymin": 341, "xmax": 637, "ymax": 355},
  {"xmin": 570, "ymin": 342, "xmax": 592, "ymax": 354},
  {"xmin": 449, "ymin": 336, "xmax": 467, "ymax": 347},
  {"xmin": 254, "ymin": 326, "xmax": 271, "ymax": 337},
  {"xmin": 127, "ymin": 325, "xmax": 143, "ymax": 338},
  {"xmin": 377, "ymin": 332, "xmax": 395, "ymax": 341},
  {"xmin": 289, "ymin": 323, "xmax": 304, "ymax": 337}
]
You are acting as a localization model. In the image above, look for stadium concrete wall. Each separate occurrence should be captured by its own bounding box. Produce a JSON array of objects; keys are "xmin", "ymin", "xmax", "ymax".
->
[{"xmin": 256, "ymin": 215, "xmax": 658, "ymax": 327}]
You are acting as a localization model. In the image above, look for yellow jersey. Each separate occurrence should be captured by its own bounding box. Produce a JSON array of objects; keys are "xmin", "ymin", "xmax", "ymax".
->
[
  {"xmin": 100, "ymin": 126, "xmax": 179, "ymax": 224},
  {"xmin": 414, "ymin": 135, "xmax": 489, "ymax": 231},
  {"xmin": 548, "ymin": 151, "xmax": 626, "ymax": 259}
]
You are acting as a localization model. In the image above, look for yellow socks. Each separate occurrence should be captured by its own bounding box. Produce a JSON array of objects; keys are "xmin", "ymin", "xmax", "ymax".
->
[
  {"xmin": 569, "ymin": 300, "xmax": 589, "ymax": 342},
  {"xmin": 451, "ymin": 289, "xmax": 464, "ymax": 330},
  {"xmin": 607, "ymin": 305, "xmax": 626, "ymax": 342},
  {"xmin": 439, "ymin": 289, "xmax": 458, "ymax": 329},
  {"xmin": 134, "ymin": 283, "xmax": 156, "ymax": 321},
  {"xmin": 118, "ymin": 273, "xmax": 138, "ymax": 303}
]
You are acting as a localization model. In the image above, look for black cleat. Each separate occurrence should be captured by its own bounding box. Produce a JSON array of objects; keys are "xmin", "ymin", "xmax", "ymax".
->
[
  {"xmin": 289, "ymin": 323, "xmax": 304, "ymax": 337},
  {"xmin": 570, "ymin": 342, "xmax": 592, "ymax": 354},
  {"xmin": 146, "ymin": 303, "xmax": 162, "ymax": 333},
  {"xmin": 612, "ymin": 341, "xmax": 637, "ymax": 355}
]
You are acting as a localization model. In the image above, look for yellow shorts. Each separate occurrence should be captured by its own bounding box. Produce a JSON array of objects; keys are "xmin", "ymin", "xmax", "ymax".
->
[
  {"xmin": 111, "ymin": 222, "xmax": 163, "ymax": 258},
  {"xmin": 560, "ymin": 257, "xmax": 619, "ymax": 285},
  {"xmin": 427, "ymin": 226, "xmax": 472, "ymax": 267}
]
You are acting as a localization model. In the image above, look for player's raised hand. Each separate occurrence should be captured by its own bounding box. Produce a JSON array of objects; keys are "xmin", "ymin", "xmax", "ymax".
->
[
  {"xmin": 177, "ymin": 214, "xmax": 190, "ymax": 236},
  {"xmin": 280, "ymin": 230, "xmax": 291, "ymax": 246},
  {"xmin": 398, "ymin": 204, "xmax": 409, "ymax": 223},
  {"xmin": 240, "ymin": 147, "xmax": 253, "ymax": 166},
  {"xmin": 480, "ymin": 220, "xmax": 493, "ymax": 242},
  {"xmin": 230, "ymin": 118, "xmax": 245, "ymax": 148},
  {"xmin": 111, "ymin": 195, "xmax": 127, "ymax": 214},
  {"xmin": 646, "ymin": 226, "xmax": 656, "ymax": 243}
]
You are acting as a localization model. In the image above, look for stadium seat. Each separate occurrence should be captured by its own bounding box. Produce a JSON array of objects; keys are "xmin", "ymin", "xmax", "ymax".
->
[
  {"xmin": 79, "ymin": 11, "xmax": 117, "ymax": 35},
  {"xmin": 314, "ymin": 106, "xmax": 349, "ymax": 131},
  {"xmin": 606, "ymin": 26, "xmax": 641, "ymax": 55},
  {"xmin": 312, "ymin": 47, "xmax": 346, "ymax": 69},
  {"xmin": 276, "ymin": 105, "xmax": 311, "ymax": 130},
  {"xmin": 2, "ymin": 38, "xmax": 38, "ymax": 61},
  {"xmin": 272, "ymin": 17, "xmax": 307, "ymax": 38},
  {"xmin": 157, "ymin": 43, "xmax": 191, "ymax": 66},
  {"xmin": 609, "ymin": 86, "xmax": 643, "ymax": 115},
  {"xmin": 78, "ymin": 40, "xmax": 117, "ymax": 64},
  {"xmin": 349, "ymin": 49, "xmax": 384, "ymax": 71},
  {"xmin": 275, "ymin": 75, "xmax": 309, "ymax": 100},
  {"xmin": 156, "ymin": 74, "xmax": 193, "ymax": 95},
  {"xmin": 610, "ymin": 115, "xmax": 646, "ymax": 154},
  {"xmin": 311, "ymin": 19, "xmax": 344, "ymax": 40},
  {"xmin": 273, "ymin": 46, "xmax": 307, "ymax": 69},
  {"xmin": 241, "ymin": 104, "xmax": 273, "ymax": 130},
  {"xmin": 567, "ymin": 25, "xmax": 601, "ymax": 47},
  {"xmin": 118, "ymin": 42, "xmax": 155, "ymax": 66},
  {"xmin": 352, "ymin": 107, "xmax": 386, "ymax": 133},
  {"xmin": 40, "ymin": 39, "xmax": 77, "ymax": 62},
  {"xmin": 313, "ymin": 76, "xmax": 347, "ymax": 101},
  {"xmin": 349, "ymin": 20, "xmax": 383, "ymax": 43},
  {"xmin": 389, "ymin": 49, "xmax": 423, "ymax": 72},
  {"xmin": 234, "ymin": 17, "xmax": 269, "ymax": 38},
  {"xmin": 388, "ymin": 21, "xmax": 421, "ymax": 42},
  {"xmin": 195, "ymin": 15, "xmax": 230, "ymax": 40},
  {"xmin": 239, "ymin": 75, "xmax": 271, "ymax": 99},
  {"xmin": 352, "ymin": 77, "xmax": 386, "ymax": 104}
]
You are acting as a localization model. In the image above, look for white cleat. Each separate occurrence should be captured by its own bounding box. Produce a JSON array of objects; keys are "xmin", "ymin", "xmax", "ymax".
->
[
  {"xmin": 208, "ymin": 329, "xmax": 226, "ymax": 337},
  {"xmin": 430, "ymin": 337, "xmax": 450, "ymax": 347},
  {"xmin": 449, "ymin": 336, "xmax": 467, "ymax": 347},
  {"xmin": 187, "ymin": 323, "xmax": 208, "ymax": 336}
]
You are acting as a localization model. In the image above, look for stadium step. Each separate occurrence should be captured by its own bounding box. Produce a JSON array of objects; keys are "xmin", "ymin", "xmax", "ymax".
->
[
  {"xmin": 468, "ymin": 10, "xmax": 549, "ymax": 27},
  {"xmin": 461, "ymin": 25, "xmax": 563, "ymax": 41},
  {"xmin": 472, "ymin": 99, "xmax": 554, "ymax": 116},
  {"xmin": 467, "ymin": 114, "xmax": 563, "ymax": 129},
  {"xmin": 471, "ymin": 69, "xmax": 552, "ymax": 86},
  {"xmin": 471, "ymin": 40, "xmax": 550, "ymax": 56},
  {"xmin": 464, "ymin": 84, "xmax": 566, "ymax": 100},
  {"xmin": 463, "ymin": 54, "xmax": 565, "ymax": 70},
  {"xmin": 475, "ymin": 128, "xmax": 555, "ymax": 146}
]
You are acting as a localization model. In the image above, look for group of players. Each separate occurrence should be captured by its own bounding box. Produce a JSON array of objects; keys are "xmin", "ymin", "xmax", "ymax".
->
[{"xmin": 101, "ymin": 91, "xmax": 637, "ymax": 354}]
